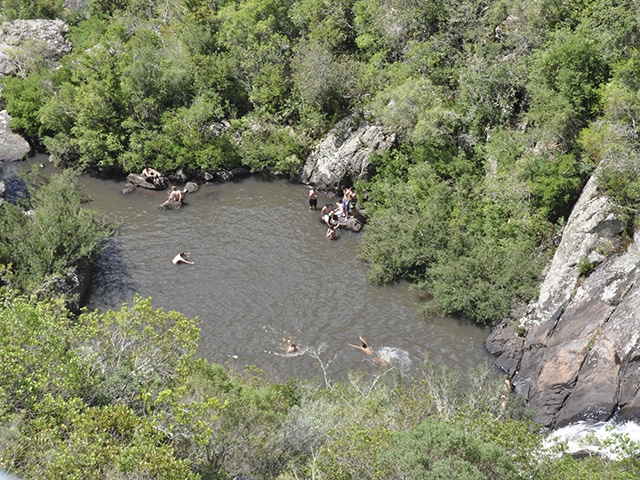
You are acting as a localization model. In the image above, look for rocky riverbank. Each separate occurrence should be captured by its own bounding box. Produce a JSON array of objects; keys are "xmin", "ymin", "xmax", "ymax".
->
[{"xmin": 486, "ymin": 163, "xmax": 640, "ymax": 429}]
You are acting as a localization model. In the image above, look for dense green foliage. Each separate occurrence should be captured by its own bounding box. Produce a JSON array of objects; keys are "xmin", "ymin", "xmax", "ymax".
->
[
  {"xmin": 0, "ymin": 292, "xmax": 638, "ymax": 479},
  {"xmin": 2, "ymin": 0, "xmax": 635, "ymax": 323},
  {"xmin": 0, "ymin": 168, "xmax": 112, "ymax": 301},
  {"xmin": 2, "ymin": 0, "xmax": 640, "ymax": 473}
]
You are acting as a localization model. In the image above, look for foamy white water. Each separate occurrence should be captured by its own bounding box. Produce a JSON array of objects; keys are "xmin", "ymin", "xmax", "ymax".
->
[{"xmin": 543, "ymin": 420, "xmax": 640, "ymax": 460}]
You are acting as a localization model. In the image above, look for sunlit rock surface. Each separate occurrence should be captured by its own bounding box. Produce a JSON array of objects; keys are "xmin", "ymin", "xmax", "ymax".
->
[
  {"xmin": 487, "ymin": 168, "xmax": 640, "ymax": 428},
  {"xmin": 301, "ymin": 116, "xmax": 395, "ymax": 190}
]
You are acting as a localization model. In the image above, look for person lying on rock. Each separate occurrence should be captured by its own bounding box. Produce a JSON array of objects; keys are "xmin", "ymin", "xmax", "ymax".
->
[
  {"xmin": 172, "ymin": 252, "xmax": 194, "ymax": 265},
  {"xmin": 142, "ymin": 166, "xmax": 161, "ymax": 185}
]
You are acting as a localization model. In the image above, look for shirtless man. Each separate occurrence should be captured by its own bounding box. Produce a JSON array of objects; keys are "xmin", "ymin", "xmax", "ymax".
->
[
  {"xmin": 168, "ymin": 186, "xmax": 183, "ymax": 203},
  {"xmin": 172, "ymin": 252, "xmax": 194, "ymax": 264},
  {"xmin": 282, "ymin": 336, "xmax": 301, "ymax": 355},
  {"xmin": 308, "ymin": 186, "xmax": 319, "ymax": 210},
  {"xmin": 349, "ymin": 336, "xmax": 390, "ymax": 366},
  {"xmin": 349, "ymin": 336, "xmax": 373, "ymax": 355},
  {"xmin": 321, "ymin": 203, "xmax": 336, "ymax": 227}
]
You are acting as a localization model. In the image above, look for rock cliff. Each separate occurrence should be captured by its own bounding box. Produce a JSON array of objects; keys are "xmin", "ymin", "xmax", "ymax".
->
[
  {"xmin": 301, "ymin": 116, "xmax": 395, "ymax": 190},
  {"xmin": 0, "ymin": 19, "xmax": 73, "ymax": 161},
  {"xmin": 486, "ymin": 167, "xmax": 640, "ymax": 428},
  {"xmin": 0, "ymin": 19, "xmax": 71, "ymax": 76}
]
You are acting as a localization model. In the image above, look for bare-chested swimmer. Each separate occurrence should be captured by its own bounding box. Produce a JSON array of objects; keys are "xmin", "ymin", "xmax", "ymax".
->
[
  {"xmin": 349, "ymin": 336, "xmax": 390, "ymax": 366},
  {"xmin": 282, "ymin": 336, "xmax": 301, "ymax": 355},
  {"xmin": 172, "ymin": 252, "xmax": 194, "ymax": 265}
]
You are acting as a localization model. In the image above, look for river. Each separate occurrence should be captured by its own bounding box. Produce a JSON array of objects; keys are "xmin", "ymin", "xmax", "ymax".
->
[{"xmin": 13, "ymin": 156, "xmax": 492, "ymax": 384}]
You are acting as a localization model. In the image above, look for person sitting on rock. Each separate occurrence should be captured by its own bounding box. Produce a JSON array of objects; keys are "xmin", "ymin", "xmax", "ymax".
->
[
  {"xmin": 142, "ymin": 166, "xmax": 161, "ymax": 185},
  {"xmin": 321, "ymin": 203, "xmax": 337, "ymax": 227},
  {"xmin": 172, "ymin": 252, "xmax": 194, "ymax": 264},
  {"xmin": 168, "ymin": 185, "xmax": 183, "ymax": 203}
]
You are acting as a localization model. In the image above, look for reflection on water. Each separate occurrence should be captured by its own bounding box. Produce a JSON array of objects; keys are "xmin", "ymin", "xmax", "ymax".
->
[{"xmin": 18, "ymin": 156, "xmax": 493, "ymax": 383}]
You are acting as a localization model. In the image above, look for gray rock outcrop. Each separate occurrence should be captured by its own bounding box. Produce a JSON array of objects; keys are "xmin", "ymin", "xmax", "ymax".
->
[
  {"xmin": 126, "ymin": 172, "xmax": 167, "ymax": 190},
  {"xmin": 0, "ymin": 110, "xmax": 30, "ymax": 162},
  {"xmin": 486, "ymin": 168, "xmax": 640, "ymax": 428},
  {"xmin": 301, "ymin": 117, "xmax": 395, "ymax": 190},
  {"xmin": 0, "ymin": 19, "xmax": 73, "ymax": 161},
  {"xmin": 0, "ymin": 19, "xmax": 72, "ymax": 76}
]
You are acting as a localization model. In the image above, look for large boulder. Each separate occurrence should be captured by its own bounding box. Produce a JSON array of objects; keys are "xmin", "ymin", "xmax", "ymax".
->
[
  {"xmin": 485, "ymin": 166, "xmax": 640, "ymax": 428},
  {"xmin": 126, "ymin": 172, "xmax": 167, "ymax": 190},
  {"xmin": 0, "ymin": 110, "xmax": 30, "ymax": 162},
  {"xmin": 0, "ymin": 19, "xmax": 72, "ymax": 77},
  {"xmin": 301, "ymin": 116, "xmax": 395, "ymax": 190}
]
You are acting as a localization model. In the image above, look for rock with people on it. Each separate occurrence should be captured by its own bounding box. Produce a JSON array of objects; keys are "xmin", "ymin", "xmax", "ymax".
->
[
  {"xmin": 317, "ymin": 185, "xmax": 364, "ymax": 233},
  {"xmin": 158, "ymin": 182, "xmax": 198, "ymax": 209},
  {"xmin": 159, "ymin": 185, "xmax": 187, "ymax": 210},
  {"xmin": 126, "ymin": 167, "xmax": 167, "ymax": 190}
]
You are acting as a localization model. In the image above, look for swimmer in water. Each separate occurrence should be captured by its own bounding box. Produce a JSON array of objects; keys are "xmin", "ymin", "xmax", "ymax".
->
[
  {"xmin": 349, "ymin": 336, "xmax": 373, "ymax": 355},
  {"xmin": 282, "ymin": 336, "xmax": 301, "ymax": 355},
  {"xmin": 172, "ymin": 252, "xmax": 194, "ymax": 264},
  {"xmin": 349, "ymin": 336, "xmax": 390, "ymax": 366}
]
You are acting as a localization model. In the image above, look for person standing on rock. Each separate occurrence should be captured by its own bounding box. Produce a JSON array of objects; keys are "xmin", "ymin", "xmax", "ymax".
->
[{"xmin": 348, "ymin": 186, "xmax": 357, "ymax": 213}]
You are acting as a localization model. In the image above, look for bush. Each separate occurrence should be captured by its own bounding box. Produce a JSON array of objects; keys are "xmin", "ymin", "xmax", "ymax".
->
[{"xmin": 0, "ymin": 168, "xmax": 112, "ymax": 297}]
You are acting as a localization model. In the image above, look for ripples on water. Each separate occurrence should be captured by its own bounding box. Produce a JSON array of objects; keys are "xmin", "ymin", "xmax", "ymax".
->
[{"xmin": 22, "ymin": 158, "xmax": 493, "ymax": 383}]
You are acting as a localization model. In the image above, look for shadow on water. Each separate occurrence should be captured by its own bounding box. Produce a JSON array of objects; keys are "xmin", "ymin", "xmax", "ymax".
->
[
  {"xmin": 0, "ymin": 163, "xmax": 29, "ymax": 205},
  {"xmin": 21, "ymin": 155, "xmax": 494, "ymax": 384}
]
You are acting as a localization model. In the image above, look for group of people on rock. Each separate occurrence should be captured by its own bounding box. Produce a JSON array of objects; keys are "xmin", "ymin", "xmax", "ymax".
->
[
  {"xmin": 309, "ymin": 185, "xmax": 358, "ymax": 240},
  {"xmin": 142, "ymin": 166, "xmax": 162, "ymax": 186}
]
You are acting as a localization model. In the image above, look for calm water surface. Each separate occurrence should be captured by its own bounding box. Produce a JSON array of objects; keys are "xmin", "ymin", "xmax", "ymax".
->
[{"xmin": 18, "ymin": 157, "xmax": 493, "ymax": 383}]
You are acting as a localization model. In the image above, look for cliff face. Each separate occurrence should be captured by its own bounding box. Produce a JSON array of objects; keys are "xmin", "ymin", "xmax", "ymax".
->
[
  {"xmin": 486, "ymin": 170, "xmax": 640, "ymax": 428},
  {"xmin": 301, "ymin": 116, "xmax": 395, "ymax": 190}
]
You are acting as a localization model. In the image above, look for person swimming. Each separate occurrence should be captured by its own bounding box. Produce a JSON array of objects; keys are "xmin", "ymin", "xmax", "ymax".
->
[
  {"xmin": 172, "ymin": 252, "xmax": 194, "ymax": 264},
  {"xmin": 349, "ymin": 336, "xmax": 373, "ymax": 355},
  {"xmin": 282, "ymin": 336, "xmax": 301, "ymax": 355},
  {"xmin": 326, "ymin": 225, "xmax": 339, "ymax": 240},
  {"xmin": 349, "ymin": 336, "xmax": 390, "ymax": 366}
]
